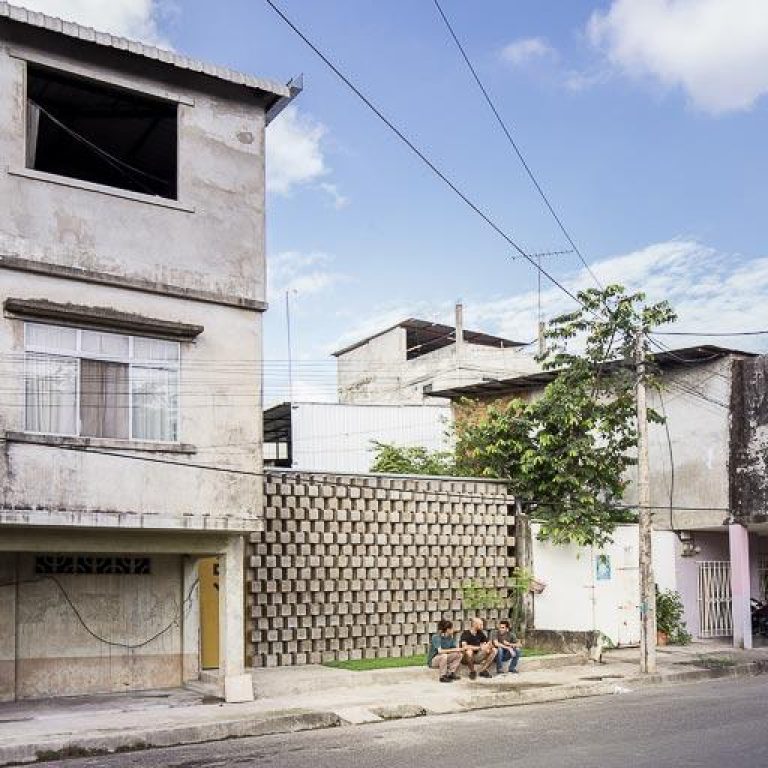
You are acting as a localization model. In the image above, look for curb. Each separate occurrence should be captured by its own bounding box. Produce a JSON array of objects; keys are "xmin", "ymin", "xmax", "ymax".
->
[
  {"xmin": 0, "ymin": 710, "xmax": 341, "ymax": 766},
  {"xmin": 454, "ymin": 659, "xmax": 768, "ymax": 713},
  {"xmin": 4, "ymin": 660, "xmax": 767, "ymax": 765}
]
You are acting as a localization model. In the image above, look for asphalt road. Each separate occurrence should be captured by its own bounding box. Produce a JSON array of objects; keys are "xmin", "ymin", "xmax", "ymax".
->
[{"xmin": 43, "ymin": 676, "xmax": 768, "ymax": 768}]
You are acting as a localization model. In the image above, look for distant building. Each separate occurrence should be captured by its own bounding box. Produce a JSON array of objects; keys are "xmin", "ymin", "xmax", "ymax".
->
[
  {"xmin": 333, "ymin": 305, "xmax": 540, "ymax": 404},
  {"xmin": 0, "ymin": 4, "xmax": 296, "ymax": 702},
  {"xmin": 429, "ymin": 345, "xmax": 767, "ymax": 649},
  {"xmin": 264, "ymin": 401, "xmax": 453, "ymax": 473}
]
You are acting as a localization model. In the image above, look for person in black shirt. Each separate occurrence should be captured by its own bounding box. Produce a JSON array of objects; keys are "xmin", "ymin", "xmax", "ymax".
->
[{"xmin": 459, "ymin": 617, "xmax": 497, "ymax": 679}]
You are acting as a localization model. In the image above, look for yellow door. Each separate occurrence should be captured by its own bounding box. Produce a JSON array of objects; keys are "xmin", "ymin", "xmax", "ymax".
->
[{"xmin": 199, "ymin": 557, "xmax": 220, "ymax": 669}]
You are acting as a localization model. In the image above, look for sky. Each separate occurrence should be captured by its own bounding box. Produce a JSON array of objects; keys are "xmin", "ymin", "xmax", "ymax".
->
[{"xmin": 19, "ymin": 0, "xmax": 768, "ymax": 403}]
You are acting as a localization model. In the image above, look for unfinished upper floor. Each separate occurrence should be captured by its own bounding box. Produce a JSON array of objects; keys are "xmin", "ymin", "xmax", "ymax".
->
[
  {"xmin": 333, "ymin": 312, "xmax": 540, "ymax": 405},
  {"xmin": 0, "ymin": 4, "xmax": 296, "ymax": 310}
]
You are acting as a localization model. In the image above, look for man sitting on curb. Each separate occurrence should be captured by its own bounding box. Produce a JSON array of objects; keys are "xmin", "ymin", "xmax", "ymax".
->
[
  {"xmin": 428, "ymin": 619, "xmax": 462, "ymax": 682},
  {"xmin": 494, "ymin": 619, "xmax": 523, "ymax": 675},
  {"xmin": 460, "ymin": 617, "xmax": 497, "ymax": 679}
]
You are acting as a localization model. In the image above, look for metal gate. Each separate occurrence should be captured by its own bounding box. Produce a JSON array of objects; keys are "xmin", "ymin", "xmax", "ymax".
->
[
  {"xmin": 759, "ymin": 556, "xmax": 768, "ymax": 602},
  {"xmin": 697, "ymin": 561, "xmax": 732, "ymax": 638}
]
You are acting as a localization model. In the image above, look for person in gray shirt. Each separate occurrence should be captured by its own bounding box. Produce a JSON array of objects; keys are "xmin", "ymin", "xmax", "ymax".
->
[{"xmin": 493, "ymin": 619, "xmax": 522, "ymax": 674}]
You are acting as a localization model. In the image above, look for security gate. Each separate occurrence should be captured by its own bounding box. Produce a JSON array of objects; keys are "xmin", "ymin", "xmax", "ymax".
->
[
  {"xmin": 697, "ymin": 561, "xmax": 732, "ymax": 638},
  {"xmin": 759, "ymin": 556, "xmax": 768, "ymax": 602}
]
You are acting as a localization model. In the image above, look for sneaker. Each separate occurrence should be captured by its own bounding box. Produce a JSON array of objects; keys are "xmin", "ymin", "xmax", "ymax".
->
[
  {"xmin": 479, "ymin": 670, "xmax": 492, "ymax": 678},
  {"xmin": 448, "ymin": 673, "xmax": 461, "ymax": 681},
  {"xmin": 469, "ymin": 670, "xmax": 477, "ymax": 680},
  {"xmin": 439, "ymin": 675, "xmax": 451, "ymax": 683},
  {"xmin": 509, "ymin": 669, "xmax": 520, "ymax": 674}
]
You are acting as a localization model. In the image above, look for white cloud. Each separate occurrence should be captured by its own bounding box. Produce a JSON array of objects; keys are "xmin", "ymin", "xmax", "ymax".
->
[
  {"xmin": 267, "ymin": 106, "xmax": 329, "ymax": 195},
  {"xmin": 268, "ymin": 251, "xmax": 348, "ymax": 301},
  {"xmin": 321, "ymin": 240, "xmax": 768, "ymax": 369},
  {"xmin": 587, "ymin": 0, "xmax": 768, "ymax": 113},
  {"xmin": 319, "ymin": 182, "xmax": 349, "ymax": 210},
  {"xmin": 19, "ymin": 0, "xmax": 173, "ymax": 47},
  {"xmin": 465, "ymin": 240, "xmax": 768, "ymax": 353},
  {"xmin": 500, "ymin": 37, "xmax": 556, "ymax": 66}
]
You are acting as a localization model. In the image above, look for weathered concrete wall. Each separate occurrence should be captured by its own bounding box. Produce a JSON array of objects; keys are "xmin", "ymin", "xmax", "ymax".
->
[
  {"xmin": 0, "ymin": 23, "xmax": 266, "ymax": 307},
  {"xmin": 337, "ymin": 326, "xmax": 538, "ymax": 405},
  {"xmin": 645, "ymin": 359, "xmax": 734, "ymax": 530},
  {"xmin": 453, "ymin": 359, "xmax": 734, "ymax": 531},
  {"xmin": 730, "ymin": 356, "xmax": 768, "ymax": 523},
  {"xmin": 0, "ymin": 550, "xmax": 193, "ymax": 700},
  {"xmin": 0, "ymin": 25, "xmax": 266, "ymax": 533},
  {"xmin": 0, "ymin": 271, "xmax": 262, "ymax": 532},
  {"xmin": 248, "ymin": 471, "xmax": 515, "ymax": 666}
]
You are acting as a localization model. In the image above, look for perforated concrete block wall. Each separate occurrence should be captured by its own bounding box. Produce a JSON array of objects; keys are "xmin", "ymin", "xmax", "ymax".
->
[{"xmin": 248, "ymin": 472, "xmax": 515, "ymax": 667}]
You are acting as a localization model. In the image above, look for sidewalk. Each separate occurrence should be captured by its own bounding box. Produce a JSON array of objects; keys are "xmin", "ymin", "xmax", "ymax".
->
[{"xmin": 2, "ymin": 641, "xmax": 767, "ymax": 766}]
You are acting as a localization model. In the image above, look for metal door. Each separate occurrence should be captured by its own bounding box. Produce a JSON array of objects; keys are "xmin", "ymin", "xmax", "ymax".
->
[
  {"xmin": 199, "ymin": 557, "xmax": 220, "ymax": 669},
  {"xmin": 697, "ymin": 561, "xmax": 732, "ymax": 638}
]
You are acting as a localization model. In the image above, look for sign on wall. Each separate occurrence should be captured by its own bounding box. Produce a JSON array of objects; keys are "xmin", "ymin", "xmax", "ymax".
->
[{"xmin": 596, "ymin": 554, "xmax": 612, "ymax": 581}]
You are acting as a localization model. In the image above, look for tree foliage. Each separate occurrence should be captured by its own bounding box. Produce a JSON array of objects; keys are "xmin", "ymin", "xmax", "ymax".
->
[
  {"xmin": 370, "ymin": 441, "xmax": 456, "ymax": 476},
  {"xmin": 371, "ymin": 285, "xmax": 676, "ymax": 547},
  {"xmin": 455, "ymin": 284, "xmax": 676, "ymax": 546}
]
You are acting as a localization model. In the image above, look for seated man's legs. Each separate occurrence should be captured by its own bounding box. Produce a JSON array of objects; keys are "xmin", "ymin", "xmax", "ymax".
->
[
  {"xmin": 446, "ymin": 651, "xmax": 462, "ymax": 677},
  {"xmin": 496, "ymin": 647, "xmax": 511, "ymax": 673},
  {"xmin": 478, "ymin": 644, "xmax": 497, "ymax": 674},
  {"xmin": 430, "ymin": 653, "xmax": 448, "ymax": 678},
  {"xmin": 508, "ymin": 647, "xmax": 522, "ymax": 672},
  {"xmin": 462, "ymin": 647, "xmax": 479, "ymax": 677}
]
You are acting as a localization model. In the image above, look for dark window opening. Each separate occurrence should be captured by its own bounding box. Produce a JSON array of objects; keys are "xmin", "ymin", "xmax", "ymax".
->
[{"xmin": 26, "ymin": 65, "xmax": 178, "ymax": 199}]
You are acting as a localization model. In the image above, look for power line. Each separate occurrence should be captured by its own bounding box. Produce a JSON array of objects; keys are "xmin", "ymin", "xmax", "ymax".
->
[
  {"xmin": 651, "ymin": 330, "xmax": 768, "ymax": 338},
  {"xmin": 1, "ymin": 436, "xmax": 735, "ymax": 513},
  {"xmin": 431, "ymin": 0, "xmax": 603, "ymax": 292},
  {"xmin": 263, "ymin": 0, "xmax": 589, "ymax": 312}
]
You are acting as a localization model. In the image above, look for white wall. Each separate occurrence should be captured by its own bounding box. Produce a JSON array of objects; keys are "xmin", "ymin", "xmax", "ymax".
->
[
  {"xmin": 290, "ymin": 402, "xmax": 453, "ymax": 473},
  {"xmin": 532, "ymin": 525, "xmax": 682, "ymax": 645},
  {"xmin": 531, "ymin": 523, "xmax": 640, "ymax": 645}
]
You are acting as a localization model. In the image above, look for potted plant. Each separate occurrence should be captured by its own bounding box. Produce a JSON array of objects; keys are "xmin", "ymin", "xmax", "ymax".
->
[{"xmin": 656, "ymin": 587, "xmax": 692, "ymax": 646}]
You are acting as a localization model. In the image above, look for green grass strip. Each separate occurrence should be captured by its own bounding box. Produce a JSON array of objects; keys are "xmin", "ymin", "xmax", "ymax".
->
[{"xmin": 323, "ymin": 647, "xmax": 553, "ymax": 671}]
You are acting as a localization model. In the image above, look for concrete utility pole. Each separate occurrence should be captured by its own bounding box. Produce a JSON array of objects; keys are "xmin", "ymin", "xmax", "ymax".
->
[{"xmin": 636, "ymin": 328, "xmax": 657, "ymax": 674}]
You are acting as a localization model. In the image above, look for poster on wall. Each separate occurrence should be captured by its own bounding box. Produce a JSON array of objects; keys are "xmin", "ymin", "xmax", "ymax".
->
[{"xmin": 596, "ymin": 554, "xmax": 612, "ymax": 581}]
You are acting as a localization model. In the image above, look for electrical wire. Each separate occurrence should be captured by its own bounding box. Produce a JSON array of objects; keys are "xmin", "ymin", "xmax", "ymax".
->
[
  {"xmin": 652, "ymin": 329, "xmax": 768, "ymax": 337},
  {"xmin": 0, "ymin": 573, "xmax": 199, "ymax": 650},
  {"xmin": 263, "ymin": 0, "xmax": 590, "ymax": 313},
  {"xmin": 658, "ymin": 389, "xmax": 677, "ymax": 535},
  {"xmin": 431, "ymin": 0, "xmax": 603, "ymax": 291}
]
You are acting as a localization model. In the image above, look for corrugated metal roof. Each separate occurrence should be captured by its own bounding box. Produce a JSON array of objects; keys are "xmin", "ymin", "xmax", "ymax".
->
[
  {"xmin": 333, "ymin": 318, "xmax": 527, "ymax": 357},
  {"xmin": 0, "ymin": 2, "xmax": 291, "ymax": 99},
  {"xmin": 426, "ymin": 345, "xmax": 756, "ymax": 399}
]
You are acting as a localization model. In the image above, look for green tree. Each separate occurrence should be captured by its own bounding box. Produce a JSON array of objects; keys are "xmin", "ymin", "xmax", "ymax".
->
[
  {"xmin": 455, "ymin": 284, "xmax": 676, "ymax": 546},
  {"xmin": 370, "ymin": 441, "xmax": 456, "ymax": 476}
]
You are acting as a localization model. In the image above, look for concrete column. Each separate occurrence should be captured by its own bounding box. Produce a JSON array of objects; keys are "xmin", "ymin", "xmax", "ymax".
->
[
  {"xmin": 181, "ymin": 556, "xmax": 200, "ymax": 683},
  {"xmin": 219, "ymin": 535, "xmax": 254, "ymax": 702},
  {"xmin": 729, "ymin": 522, "xmax": 753, "ymax": 649}
]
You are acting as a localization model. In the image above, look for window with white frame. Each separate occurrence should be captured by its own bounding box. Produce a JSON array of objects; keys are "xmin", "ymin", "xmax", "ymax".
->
[{"xmin": 24, "ymin": 322, "xmax": 179, "ymax": 442}]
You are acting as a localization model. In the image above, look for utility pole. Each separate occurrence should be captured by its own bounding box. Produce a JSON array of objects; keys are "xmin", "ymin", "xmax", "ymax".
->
[
  {"xmin": 636, "ymin": 328, "xmax": 657, "ymax": 674},
  {"xmin": 285, "ymin": 290, "xmax": 294, "ymax": 403}
]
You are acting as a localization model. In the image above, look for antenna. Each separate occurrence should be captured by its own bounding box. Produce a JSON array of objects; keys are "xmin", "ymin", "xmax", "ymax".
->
[{"xmin": 528, "ymin": 249, "xmax": 573, "ymax": 355}]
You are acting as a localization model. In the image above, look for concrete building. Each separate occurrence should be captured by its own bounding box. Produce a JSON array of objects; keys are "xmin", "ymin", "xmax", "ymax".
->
[
  {"xmin": 0, "ymin": 4, "xmax": 296, "ymax": 701},
  {"xmin": 263, "ymin": 401, "xmax": 453, "ymax": 473},
  {"xmin": 333, "ymin": 308, "xmax": 539, "ymax": 405},
  {"xmin": 429, "ymin": 345, "xmax": 766, "ymax": 648}
]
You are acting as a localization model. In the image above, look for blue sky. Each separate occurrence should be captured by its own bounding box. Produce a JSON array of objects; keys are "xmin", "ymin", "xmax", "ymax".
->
[{"xmin": 23, "ymin": 1, "xmax": 768, "ymax": 402}]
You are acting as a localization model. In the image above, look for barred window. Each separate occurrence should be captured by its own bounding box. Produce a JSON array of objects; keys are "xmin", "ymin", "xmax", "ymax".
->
[{"xmin": 35, "ymin": 555, "xmax": 152, "ymax": 575}]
